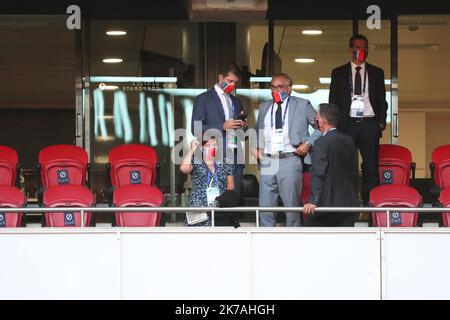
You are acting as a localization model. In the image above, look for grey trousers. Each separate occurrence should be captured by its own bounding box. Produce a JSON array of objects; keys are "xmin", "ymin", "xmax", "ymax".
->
[{"xmin": 259, "ymin": 156, "xmax": 302, "ymax": 227}]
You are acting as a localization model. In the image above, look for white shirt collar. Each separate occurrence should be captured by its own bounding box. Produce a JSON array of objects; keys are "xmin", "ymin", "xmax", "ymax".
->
[
  {"xmin": 323, "ymin": 127, "xmax": 337, "ymax": 136},
  {"xmin": 351, "ymin": 61, "xmax": 366, "ymax": 70},
  {"xmin": 214, "ymin": 84, "xmax": 225, "ymax": 95}
]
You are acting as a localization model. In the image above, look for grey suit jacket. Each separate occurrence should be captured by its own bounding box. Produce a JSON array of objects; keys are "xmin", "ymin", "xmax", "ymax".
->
[{"xmin": 255, "ymin": 96, "xmax": 321, "ymax": 164}]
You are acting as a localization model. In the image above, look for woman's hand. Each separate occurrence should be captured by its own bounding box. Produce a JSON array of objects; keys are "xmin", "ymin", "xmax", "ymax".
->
[{"xmin": 191, "ymin": 139, "xmax": 200, "ymax": 153}]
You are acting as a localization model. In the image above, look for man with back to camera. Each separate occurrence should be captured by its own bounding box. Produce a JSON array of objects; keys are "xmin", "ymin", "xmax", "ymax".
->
[
  {"xmin": 303, "ymin": 103, "xmax": 360, "ymax": 227},
  {"xmin": 329, "ymin": 34, "xmax": 388, "ymax": 205},
  {"xmin": 253, "ymin": 73, "xmax": 321, "ymax": 227},
  {"xmin": 191, "ymin": 63, "xmax": 247, "ymax": 226}
]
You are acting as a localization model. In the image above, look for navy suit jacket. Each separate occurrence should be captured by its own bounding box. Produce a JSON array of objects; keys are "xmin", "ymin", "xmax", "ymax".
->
[{"xmin": 191, "ymin": 87, "xmax": 245, "ymax": 161}]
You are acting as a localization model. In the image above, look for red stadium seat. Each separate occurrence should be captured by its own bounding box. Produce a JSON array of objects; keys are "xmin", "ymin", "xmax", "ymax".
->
[
  {"xmin": 0, "ymin": 145, "xmax": 19, "ymax": 187},
  {"xmin": 0, "ymin": 186, "xmax": 26, "ymax": 227},
  {"xmin": 378, "ymin": 144, "xmax": 415, "ymax": 185},
  {"xmin": 38, "ymin": 145, "xmax": 89, "ymax": 189},
  {"xmin": 43, "ymin": 185, "xmax": 94, "ymax": 227},
  {"xmin": 430, "ymin": 145, "xmax": 450, "ymax": 189},
  {"xmin": 113, "ymin": 184, "xmax": 164, "ymax": 227},
  {"xmin": 108, "ymin": 144, "xmax": 159, "ymax": 189},
  {"xmin": 370, "ymin": 184, "xmax": 422, "ymax": 227},
  {"xmin": 439, "ymin": 187, "xmax": 450, "ymax": 227}
]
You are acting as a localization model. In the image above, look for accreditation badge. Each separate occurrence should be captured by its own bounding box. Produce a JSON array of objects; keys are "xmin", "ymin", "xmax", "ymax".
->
[
  {"xmin": 206, "ymin": 187, "xmax": 220, "ymax": 206},
  {"xmin": 227, "ymin": 131, "xmax": 238, "ymax": 149},
  {"xmin": 350, "ymin": 95, "xmax": 365, "ymax": 118},
  {"xmin": 271, "ymin": 129, "xmax": 285, "ymax": 153}
]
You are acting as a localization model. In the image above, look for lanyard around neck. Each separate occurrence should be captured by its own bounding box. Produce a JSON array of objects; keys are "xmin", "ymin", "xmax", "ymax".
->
[
  {"xmin": 349, "ymin": 65, "xmax": 367, "ymax": 96},
  {"xmin": 270, "ymin": 97, "xmax": 290, "ymax": 129},
  {"xmin": 207, "ymin": 161, "xmax": 218, "ymax": 188}
]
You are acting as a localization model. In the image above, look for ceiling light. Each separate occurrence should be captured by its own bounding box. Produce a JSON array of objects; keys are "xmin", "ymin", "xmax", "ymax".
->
[
  {"xmin": 302, "ymin": 30, "xmax": 323, "ymax": 35},
  {"xmin": 106, "ymin": 30, "xmax": 127, "ymax": 36},
  {"xmin": 249, "ymin": 77, "xmax": 272, "ymax": 82},
  {"xmin": 292, "ymin": 84, "xmax": 309, "ymax": 90},
  {"xmin": 295, "ymin": 58, "xmax": 315, "ymax": 63},
  {"xmin": 102, "ymin": 58, "xmax": 123, "ymax": 63}
]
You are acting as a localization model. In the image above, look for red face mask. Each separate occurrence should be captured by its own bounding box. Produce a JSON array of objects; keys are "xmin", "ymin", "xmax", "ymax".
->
[
  {"xmin": 203, "ymin": 146, "xmax": 216, "ymax": 159},
  {"xmin": 352, "ymin": 49, "xmax": 366, "ymax": 63},
  {"xmin": 221, "ymin": 81, "xmax": 235, "ymax": 94},
  {"xmin": 271, "ymin": 91, "xmax": 287, "ymax": 103}
]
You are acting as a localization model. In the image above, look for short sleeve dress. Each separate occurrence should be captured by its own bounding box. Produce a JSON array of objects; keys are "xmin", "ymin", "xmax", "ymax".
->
[{"xmin": 187, "ymin": 161, "xmax": 235, "ymax": 226}]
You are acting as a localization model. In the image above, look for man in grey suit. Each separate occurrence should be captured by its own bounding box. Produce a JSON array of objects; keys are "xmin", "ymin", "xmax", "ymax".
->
[{"xmin": 253, "ymin": 73, "xmax": 321, "ymax": 227}]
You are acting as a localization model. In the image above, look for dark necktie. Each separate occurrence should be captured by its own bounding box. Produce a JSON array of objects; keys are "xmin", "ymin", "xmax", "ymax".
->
[
  {"xmin": 354, "ymin": 66, "xmax": 362, "ymax": 96},
  {"xmin": 275, "ymin": 102, "xmax": 283, "ymax": 129}
]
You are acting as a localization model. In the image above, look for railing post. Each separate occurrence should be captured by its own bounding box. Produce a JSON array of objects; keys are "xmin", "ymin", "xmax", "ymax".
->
[
  {"xmin": 81, "ymin": 209, "xmax": 84, "ymax": 228},
  {"xmin": 386, "ymin": 210, "xmax": 390, "ymax": 228},
  {"xmin": 256, "ymin": 209, "xmax": 260, "ymax": 228}
]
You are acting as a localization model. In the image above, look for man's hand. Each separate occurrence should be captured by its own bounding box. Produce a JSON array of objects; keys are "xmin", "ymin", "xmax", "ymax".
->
[
  {"xmin": 303, "ymin": 203, "xmax": 317, "ymax": 215},
  {"xmin": 223, "ymin": 119, "xmax": 244, "ymax": 130},
  {"xmin": 379, "ymin": 123, "xmax": 386, "ymax": 131},
  {"xmin": 295, "ymin": 142, "xmax": 311, "ymax": 157},
  {"xmin": 251, "ymin": 148, "xmax": 265, "ymax": 161}
]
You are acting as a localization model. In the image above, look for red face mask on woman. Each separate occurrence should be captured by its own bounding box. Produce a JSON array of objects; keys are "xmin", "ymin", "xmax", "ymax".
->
[{"xmin": 203, "ymin": 146, "xmax": 216, "ymax": 159}]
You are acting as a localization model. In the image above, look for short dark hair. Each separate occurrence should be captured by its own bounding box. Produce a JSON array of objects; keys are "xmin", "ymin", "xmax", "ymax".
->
[
  {"xmin": 220, "ymin": 63, "xmax": 241, "ymax": 78},
  {"xmin": 318, "ymin": 103, "xmax": 339, "ymax": 126},
  {"xmin": 349, "ymin": 34, "xmax": 369, "ymax": 48}
]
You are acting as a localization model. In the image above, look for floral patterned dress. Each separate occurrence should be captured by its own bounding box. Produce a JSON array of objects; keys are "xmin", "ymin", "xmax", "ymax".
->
[{"xmin": 187, "ymin": 161, "xmax": 235, "ymax": 226}]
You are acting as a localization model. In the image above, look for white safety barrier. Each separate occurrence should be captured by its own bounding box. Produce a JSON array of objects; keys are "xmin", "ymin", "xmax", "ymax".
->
[{"xmin": 1, "ymin": 207, "xmax": 450, "ymax": 299}]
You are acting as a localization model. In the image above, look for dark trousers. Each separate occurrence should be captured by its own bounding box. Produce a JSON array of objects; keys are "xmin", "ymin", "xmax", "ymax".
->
[
  {"xmin": 215, "ymin": 164, "xmax": 243, "ymax": 227},
  {"xmin": 346, "ymin": 118, "xmax": 381, "ymax": 204},
  {"xmin": 304, "ymin": 212, "xmax": 357, "ymax": 227}
]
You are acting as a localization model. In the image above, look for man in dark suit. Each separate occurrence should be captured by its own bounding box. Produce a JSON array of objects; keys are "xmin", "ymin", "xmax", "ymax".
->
[
  {"xmin": 191, "ymin": 63, "xmax": 246, "ymax": 226},
  {"xmin": 303, "ymin": 103, "xmax": 359, "ymax": 227},
  {"xmin": 329, "ymin": 34, "xmax": 388, "ymax": 205}
]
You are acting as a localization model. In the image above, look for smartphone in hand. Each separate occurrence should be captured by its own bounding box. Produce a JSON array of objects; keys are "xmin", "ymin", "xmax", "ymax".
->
[{"xmin": 237, "ymin": 113, "xmax": 248, "ymax": 121}]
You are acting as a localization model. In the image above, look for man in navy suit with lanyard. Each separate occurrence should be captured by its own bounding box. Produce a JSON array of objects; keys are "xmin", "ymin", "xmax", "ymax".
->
[
  {"xmin": 191, "ymin": 63, "xmax": 246, "ymax": 226},
  {"xmin": 329, "ymin": 34, "xmax": 388, "ymax": 205}
]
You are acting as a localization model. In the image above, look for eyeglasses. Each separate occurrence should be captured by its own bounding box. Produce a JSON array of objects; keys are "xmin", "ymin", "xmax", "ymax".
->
[{"xmin": 270, "ymin": 84, "xmax": 287, "ymax": 91}]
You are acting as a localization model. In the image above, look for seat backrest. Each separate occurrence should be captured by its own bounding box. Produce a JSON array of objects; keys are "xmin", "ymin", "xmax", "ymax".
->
[
  {"xmin": 0, "ymin": 185, "xmax": 26, "ymax": 227},
  {"xmin": 109, "ymin": 144, "xmax": 158, "ymax": 188},
  {"xmin": 432, "ymin": 145, "xmax": 450, "ymax": 189},
  {"xmin": 43, "ymin": 185, "xmax": 94, "ymax": 227},
  {"xmin": 378, "ymin": 144, "xmax": 412, "ymax": 185},
  {"xmin": 39, "ymin": 145, "xmax": 88, "ymax": 189},
  {"xmin": 113, "ymin": 184, "xmax": 164, "ymax": 227},
  {"xmin": 370, "ymin": 184, "xmax": 421, "ymax": 227},
  {"xmin": 439, "ymin": 187, "xmax": 450, "ymax": 227},
  {"xmin": 241, "ymin": 174, "xmax": 259, "ymax": 198},
  {"xmin": 0, "ymin": 145, "xmax": 19, "ymax": 186}
]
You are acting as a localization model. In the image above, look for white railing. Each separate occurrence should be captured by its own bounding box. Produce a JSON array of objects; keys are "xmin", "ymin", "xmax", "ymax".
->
[{"xmin": 0, "ymin": 206, "xmax": 448, "ymax": 227}]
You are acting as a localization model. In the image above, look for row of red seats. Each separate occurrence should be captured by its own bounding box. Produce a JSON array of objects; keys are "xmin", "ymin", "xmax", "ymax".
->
[
  {"xmin": 300, "ymin": 144, "xmax": 450, "ymax": 227},
  {"xmin": 0, "ymin": 144, "xmax": 164, "ymax": 228}
]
